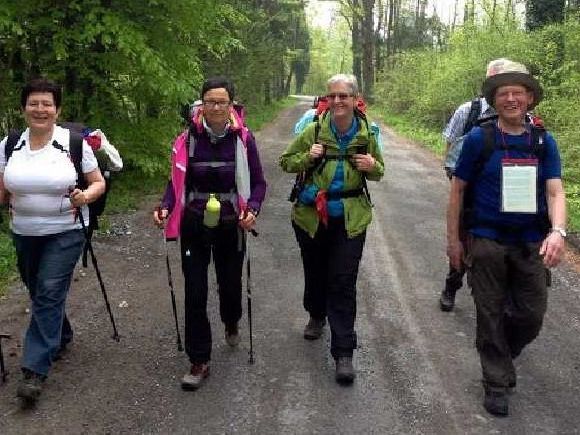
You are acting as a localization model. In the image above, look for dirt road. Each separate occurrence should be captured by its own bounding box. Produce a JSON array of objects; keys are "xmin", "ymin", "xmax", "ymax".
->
[{"xmin": 1, "ymin": 101, "xmax": 580, "ymax": 434}]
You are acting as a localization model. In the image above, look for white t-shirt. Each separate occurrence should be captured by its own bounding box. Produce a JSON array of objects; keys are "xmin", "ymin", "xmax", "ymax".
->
[{"xmin": 0, "ymin": 126, "xmax": 99, "ymax": 235}]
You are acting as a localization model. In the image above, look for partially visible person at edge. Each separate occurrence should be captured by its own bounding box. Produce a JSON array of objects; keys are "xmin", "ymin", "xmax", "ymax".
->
[
  {"xmin": 280, "ymin": 74, "xmax": 384, "ymax": 385},
  {"xmin": 153, "ymin": 77, "xmax": 267, "ymax": 391},
  {"xmin": 0, "ymin": 78, "xmax": 105, "ymax": 406},
  {"xmin": 439, "ymin": 59, "xmax": 502, "ymax": 312},
  {"xmin": 447, "ymin": 59, "xmax": 566, "ymax": 417}
]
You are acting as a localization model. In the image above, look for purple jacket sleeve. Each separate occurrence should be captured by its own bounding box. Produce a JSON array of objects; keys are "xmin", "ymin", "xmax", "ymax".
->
[
  {"xmin": 246, "ymin": 131, "xmax": 267, "ymax": 213},
  {"xmin": 160, "ymin": 180, "xmax": 175, "ymax": 212}
]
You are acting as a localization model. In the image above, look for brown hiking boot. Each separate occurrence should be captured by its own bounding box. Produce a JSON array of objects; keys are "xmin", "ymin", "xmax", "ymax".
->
[
  {"xmin": 181, "ymin": 363, "xmax": 209, "ymax": 391},
  {"xmin": 303, "ymin": 317, "xmax": 326, "ymax": 340},
  {"xmin": 225, "ymin": 323, "xmax": 240, "ymax": 347}
]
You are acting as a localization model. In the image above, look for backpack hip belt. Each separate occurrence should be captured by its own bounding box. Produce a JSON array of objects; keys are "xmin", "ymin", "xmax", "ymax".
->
[
  {"xmin": 326, "ymin": 188, "xmax": 365, "ymax": 200},
  {"xmin": 187, "ymin": 190, "xmax": 237, "ymax": 203}
]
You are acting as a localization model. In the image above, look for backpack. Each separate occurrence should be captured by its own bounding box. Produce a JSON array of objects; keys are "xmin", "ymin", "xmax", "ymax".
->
[
  {"xmin": 288, "ymin": 99, "xmax": 373, "ymax": 204},
  {"xmin": 462, "ymin": 97, "xmax": 482, "ymax": 136},
  {"xmin": 5, "ymin": 124, "xmax": 122, "ymax": 266},
  {"xmin": 462, "ymin": 117, "xmax": 550, "ymax": 236},
  {"xmin": 444, "ymin": 97, "xmax": 490, "ymax": 173}
]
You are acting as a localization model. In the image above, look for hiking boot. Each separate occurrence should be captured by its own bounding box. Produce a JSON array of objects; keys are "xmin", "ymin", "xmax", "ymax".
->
[
  {"xmin": 439, "ymin": 288, "xmax": 457, "ymax": 312},
  {"xmin": 483, "ymin": 387, "xmax": 509, "ymax": 417},
  {"xmin": 335, "ymin": 357, "xmax": 355, "ymax": 385},
  {"xmin": 225, "ymin": 323, "xmax": 240, "ymax": 347},
  {"xmin": 181, "ymin": 363, "xmax": 209, "ymax": 391},
  {"xmin": 17, "ymin": 369, "xmax": 45, "ymax": 407},
  {"xmin": 303, "ymin": 317, "xmax": 326, "ymax": 340}
]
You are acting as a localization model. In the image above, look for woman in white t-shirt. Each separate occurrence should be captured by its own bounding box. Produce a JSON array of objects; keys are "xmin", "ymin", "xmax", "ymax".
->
[{"xmin": 0, "ymin": 78, "xmax": 105, "ymax": 407}]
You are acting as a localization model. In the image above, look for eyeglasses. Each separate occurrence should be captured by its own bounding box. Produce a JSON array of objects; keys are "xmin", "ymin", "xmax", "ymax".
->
[
  {"xmin": 202, "ymin": 100, "xmax": 231, "ymax": 109},
  {"xmin": 326, "ymin": 93, "xmax": 354, "ymax": 101}
]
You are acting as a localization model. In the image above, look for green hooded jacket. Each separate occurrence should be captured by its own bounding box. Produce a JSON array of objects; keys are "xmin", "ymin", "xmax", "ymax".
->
[{"xmin": 280, "ymin": 113, "xmax": 385, "ymax": 238}]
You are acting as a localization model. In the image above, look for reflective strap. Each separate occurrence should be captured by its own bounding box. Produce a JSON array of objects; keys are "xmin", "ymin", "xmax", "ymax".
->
[
  {"xmin": 191, "ymin": 161, "xmax": 235, "ymax": 168},
  {"xmin": 187, "ymin": 191, "xmax": 237, "ymax": 202},
  {"xmin": 188, "ymin": 133, "xmax": 196, "ymax": 158}
]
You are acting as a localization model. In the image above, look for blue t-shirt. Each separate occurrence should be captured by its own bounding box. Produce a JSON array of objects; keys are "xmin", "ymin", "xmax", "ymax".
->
[{"xmin": 454, "ymin": 122, "xmax": 561, "ymax": 242}]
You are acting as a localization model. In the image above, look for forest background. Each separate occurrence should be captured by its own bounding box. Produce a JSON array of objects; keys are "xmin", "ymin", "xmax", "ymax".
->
[{"xmin": 0, "ymin": 0, "xmax": 579, "ymax": 291}]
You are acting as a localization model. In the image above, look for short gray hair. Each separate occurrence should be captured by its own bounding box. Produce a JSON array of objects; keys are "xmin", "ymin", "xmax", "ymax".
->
[{"xmin": 327, "ymin": 74, "xmax": 359, "ymax": 95}]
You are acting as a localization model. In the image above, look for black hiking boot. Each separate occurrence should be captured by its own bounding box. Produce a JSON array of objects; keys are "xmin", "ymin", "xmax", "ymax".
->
[
  {"xmin": 181, "ymin": 363, "xmax": 210, "ymax": 391},
  {"xmin": 303, "ymin": 317, "xmax": 326, "ymax": 340},
  {"xmin": 439, "ymin": 288, "xmax": 457, "ymax": 312},
  {"xmin": 335, "ymin": 357, "xmax": 355, "ymax": 385},
  {"xmin": 17, "ymin": 369, "xmax": 45, "ymax": 407},
  {"xmin": 225, "ymin": 323, "xmax": 240, "ymax": 347},
  {"xmin": 483, "ymin": 387, "xmax": 509, "ymax": 417}
]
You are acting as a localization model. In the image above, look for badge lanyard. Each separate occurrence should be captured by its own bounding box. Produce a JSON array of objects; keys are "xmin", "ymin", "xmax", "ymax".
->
[{"xmin": 499, "ymin": 123, "xmax": 538, "ymax": 214}]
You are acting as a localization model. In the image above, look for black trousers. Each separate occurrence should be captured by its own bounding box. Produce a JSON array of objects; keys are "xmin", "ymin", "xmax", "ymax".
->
[
  {"xmin": 293, "ymin": 218, "xmax": 366, "ymax": 359},
  {"xmin": 180, "ymin": 216, "xmax": 244, "ymax": 364},
  {"xmin": 468, "ymin": 237, "xmax": 547, "ymax": 389}
]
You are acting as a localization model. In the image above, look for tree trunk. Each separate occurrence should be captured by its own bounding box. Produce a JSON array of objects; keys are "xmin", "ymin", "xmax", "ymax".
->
[
  {"xmin": 526, "ymin": 0, "xmax": 566, "ymax": 30},
  {"xmin": 351, "ymin": 0, "xmax": 363, "ymax": 89},
  {"xmin": 375, "ymin": 0, "xmax": 384, "ymax": 74},
  {"xmin": 361, "ymin": 0, "xmax": 375, "ymax": 101}
]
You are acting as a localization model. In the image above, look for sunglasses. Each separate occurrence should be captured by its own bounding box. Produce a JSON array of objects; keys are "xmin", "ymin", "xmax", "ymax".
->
[{"xmin": 326, "ymin": 93, "xmax": 354, "ymax": 101}]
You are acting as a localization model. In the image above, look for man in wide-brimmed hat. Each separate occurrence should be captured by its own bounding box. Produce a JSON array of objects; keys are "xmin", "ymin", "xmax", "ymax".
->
[{"xmin": 447, "ymin": 59, "xmax": 566, "ymax": 417}]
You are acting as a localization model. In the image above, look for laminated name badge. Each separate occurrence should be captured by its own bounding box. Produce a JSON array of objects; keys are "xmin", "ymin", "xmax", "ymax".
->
[{"xmin": 501, "ymin": 158, "xmax": 538, "ymax": 213}]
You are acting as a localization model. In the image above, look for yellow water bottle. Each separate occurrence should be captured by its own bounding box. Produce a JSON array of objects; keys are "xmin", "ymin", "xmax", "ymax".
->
[{"xmin": 203, "ymin": 194, "xmax": 220, "ymax": 228}]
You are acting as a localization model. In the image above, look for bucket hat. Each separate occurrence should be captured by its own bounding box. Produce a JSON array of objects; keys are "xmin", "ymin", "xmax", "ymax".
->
[{"xmin": 482, "ymin": 59, "xmax": 543, "ymax": 109}]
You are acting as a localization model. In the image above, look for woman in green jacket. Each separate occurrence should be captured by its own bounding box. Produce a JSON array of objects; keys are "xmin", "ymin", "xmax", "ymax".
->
[{"xmin": 280, "ymin": 74, "xmax": 384, "ymax": 384}]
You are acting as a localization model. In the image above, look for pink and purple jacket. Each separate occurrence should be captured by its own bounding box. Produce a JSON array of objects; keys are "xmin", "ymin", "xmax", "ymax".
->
[{"xmin": 163, "ymin": 109, "xmax": 267, "ymax": 240}]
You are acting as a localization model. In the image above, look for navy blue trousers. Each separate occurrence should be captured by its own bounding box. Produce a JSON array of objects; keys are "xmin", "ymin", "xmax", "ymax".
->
[{"xmin": 12, "ymin": 229, "xmax": 84, "ymax": 376}]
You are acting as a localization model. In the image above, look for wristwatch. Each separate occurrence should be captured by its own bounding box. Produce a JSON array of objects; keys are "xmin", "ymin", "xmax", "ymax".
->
[{"xmin": 551, "ymin": 227, "xmax": 567, "ymax": 238}]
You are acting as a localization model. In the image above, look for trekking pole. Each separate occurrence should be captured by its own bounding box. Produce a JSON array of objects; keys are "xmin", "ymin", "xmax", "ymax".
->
[
  {"xmin": 0, "ymin": 333, "xmax": 10, "ymax": 383},
  {"xmin": 162, "ymin": 233, "xmax": 184, "ymax": 352},
  {"xmin": 245, "ymin": 230, "xmax": 258, "ymax": 364},
  {"xmin": 77, "ymin": 206, "xmax": 120, "ymax": 342}
]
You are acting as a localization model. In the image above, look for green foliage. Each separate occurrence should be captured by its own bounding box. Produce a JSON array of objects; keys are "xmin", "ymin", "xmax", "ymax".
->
[
  {"xmin": 374, "ymin": 16, "xmax": 580, "ymax": 230},
  {"xmin": 302, "ymin": 24, "xmax": 352, "ymax": 95},
  {"xmin": 0, "ymin": 211, "xmax": 17, "ymax": 297},
  {"xmin": 368, "ymin": 107, "xmax": 443, "ymax": 155},
  {"xmin": 204, "ymin": 0, "xmax": 310, "ymax": 105}
]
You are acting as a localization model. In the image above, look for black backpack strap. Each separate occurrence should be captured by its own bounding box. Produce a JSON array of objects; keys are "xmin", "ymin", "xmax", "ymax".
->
[
  {"xmin": 530, "ymin": 125, "xmax": 546, "ymax": 160},
  {"xmin": 288, "ymin": 114, "xmax": 325, "ymax": 203},
  {"xmin": 5, "ymin": 130, "xmax": 23, "ymax": 161},
  {"xmin": 68, "ymin": 132, "xmax": 85, "ymax": 189},
  {"xmin": 462, "ymin": 97, "xmax": 482, "ymax": 136},
  {"xmin": 474, "ymin": 121, "xmax": 497, "ymax": 177}
]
